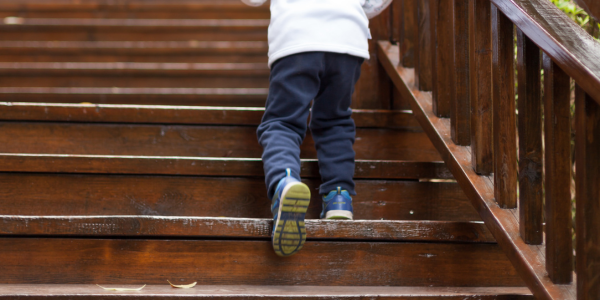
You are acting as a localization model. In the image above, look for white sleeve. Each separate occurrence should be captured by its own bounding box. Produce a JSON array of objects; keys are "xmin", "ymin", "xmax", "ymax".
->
[
  {"xmin": 241, "ymin": 0, "xmax": 267, "ymax": 7},
  {"xmin": 362, "ymin": 0, "xmax": 393, "ymax": 19}
]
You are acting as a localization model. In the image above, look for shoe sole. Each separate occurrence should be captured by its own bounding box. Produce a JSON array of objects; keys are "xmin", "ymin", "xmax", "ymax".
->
[
  {"xmin": 324, "ymin": 210, "xmax": 353, "ymax": 220},
  {"xmin": 272, "ymin": 182, "xmax": 311, "ymax": 257}
]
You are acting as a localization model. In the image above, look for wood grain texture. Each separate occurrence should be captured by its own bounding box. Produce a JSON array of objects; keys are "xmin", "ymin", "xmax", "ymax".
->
[
  {"xmin": 430, "ymin": 0, "xmax": 453, "ymax": 118},
  {"xmin": 451, "ymin": 0, "xmax": 471, "ymax": 146},
  {"xmin": 400, "ymin": 0, "xmax": 416, "ymax": 67},
  {"xmin": 491, "ymin": 6, "xmax": 517, "ymax": 209},
  {"xmin": 543, "ymin": 53, "xmax": 573, "ymax": 284},
  {"xmin": 469, "ymin": 0, "xmax": 493, "ymax": 175},
  {"xmin": 516, "ymin": 29, "xmax": 543, "ymax": 245},
  {"xmin": 0, "ymin": 216, "xmax": 494, "ymax": 243},
  {"xmin": 414, "ymin": 0, "xmax": 432, "ymax": 91},
  {"xmin": 575, "ymin": 86, "xmax": 600, "ymax": 300},
  {"xmin": 392, "ymin": 0, "xmax": 402, "ymax": 44},
  {"xmin": 378, "ymin": 40, "xmax": 576, "ymax": 300},
  {"xmin": 0, "ymin": 238, "xmax": 523, "ymax": 286},
  {"xmin": 490, "ymin": 0, "xmax": 600, "ymax": 106}
]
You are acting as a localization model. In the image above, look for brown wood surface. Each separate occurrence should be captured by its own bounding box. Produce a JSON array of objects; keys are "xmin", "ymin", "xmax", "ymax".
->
[
  {"xmin": 516, "ymin": 29, "xmax": 543, "ymax": 245},
  {"xmin": 468, "ymin": 0, "xmax": 493, "ymax": 175},
  {"xmin": 392, "ymin": 0, "xmax": 402, "ymax": 44},
  {"xmin": 451, "ymin": 0, "xmax": 471, "ymax": 146},
  {"xmin": 0, "ymin": 122, "xmax": 442, "ymax": 161},
  {"xmin": 378, "ymin": 40, "xmax": 576, "ymax": 300},
  {"xmin": 575, "ymin": 86, "xmax": 600, "ymax": 300},
  {"xmin": 0, "ymin": 173, "xmax": 477, "ymax": 221},
  {"xmin": 543, "ymin": 53, "xmax": 573, "ymax": 284},
  {"xmin": 414, "ymin": 0, "xmax": 432, "ymax": 91},
  {"xmin": 491, "ymin": 6, "xmax": 517, "ymax": 209},
  {"xmin": 430, "ymin": 0, "xmax": 453, "ymax": 118},
  {"xmin": 0, "ymin": 238, "xmax": 523, "ymax": 286},
  {"xmin": 0, "ymin": 216, "xmax": 494, "ymax": 243},
  {"xmin": 490, "ymin": 0, "xmax": 600, "ymax": 106},
  {"xmin": 400, "ymin": 0, "xmax": 416, "ymax": 67}
]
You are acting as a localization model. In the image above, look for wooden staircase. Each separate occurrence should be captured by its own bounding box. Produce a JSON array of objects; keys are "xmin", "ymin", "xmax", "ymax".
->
[{"xmin": 1, "ymin": 0, "xmax": 595, "ymax": 299}]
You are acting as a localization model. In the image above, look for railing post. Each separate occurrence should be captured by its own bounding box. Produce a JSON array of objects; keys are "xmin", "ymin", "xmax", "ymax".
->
[
  {"xmin": 451, "ymin": 0, "xmax": 471, "ymax": 146},
  {"xmin": 400, "ymin": 0, "xmax": 416, "ymax": 67},
  {"xmin": 414, "ymin": 0, "xmax": 432, "ymax": 91},
  {"xmin": 430, "ymin": 0, "xmax": 453, "ymax": 117}
]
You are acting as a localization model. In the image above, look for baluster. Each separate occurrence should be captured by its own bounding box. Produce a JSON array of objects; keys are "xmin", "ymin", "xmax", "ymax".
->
[
  {"xmin": 491, "ymin": 5, "xmax": 517, "ymax": 208},
  {"xmin": 451, "ymin": 0, "xmax": 470, "ymax": 145},
  {"xmin": 391, "ymin": 0, "xmax": 402, "ymax": 44},
  {"xmin": 469, "ymin": 0, "xmax": 493, "ymax": 175},
  {"xmin": 430, "ymin": 0, "xmax": 453, "ymax": 117},
  {"xmin": 400, "ymin": 0, "xmax": 416, "ymax": 67},
  {"xmin": 414, "ymin": 0, "xmax": 432, "ymax": 91},
  {"xmin": 575, "ymin": 86, "xmax": 600, "ymax": 300},
  {"xmin": 543, "ymin": 53, "xmax": 573, "ymax": 284},
  {"xmin": 516, "ymin": 29, "xmax": 543, "ymax": 244}
]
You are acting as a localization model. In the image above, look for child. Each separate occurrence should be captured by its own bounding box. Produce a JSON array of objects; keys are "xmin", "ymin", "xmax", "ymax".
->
[{"xmin": 241, "ymin": 0, "xmax": 392, "ymax": 257}]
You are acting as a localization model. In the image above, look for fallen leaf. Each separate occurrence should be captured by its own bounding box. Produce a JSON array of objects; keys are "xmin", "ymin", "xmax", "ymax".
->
[
  {"xmin": 167, "ymin": 280, "xmax": 197, "ymax": 289},
  {"xmin": 96, "ymin": 284, "xmax": 146, "ymax": 291}
]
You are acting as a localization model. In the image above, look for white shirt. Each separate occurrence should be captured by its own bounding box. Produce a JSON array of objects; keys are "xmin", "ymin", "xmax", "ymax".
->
[{"xmin": 267, "ymin": 0, "xmax": 371, "ymax": 67}]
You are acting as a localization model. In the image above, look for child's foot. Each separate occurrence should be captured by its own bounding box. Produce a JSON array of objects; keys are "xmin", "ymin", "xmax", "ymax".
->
[
  {"xmin": 271, "ymin": 168, "xmax": 311, "ymax": 257},
  {"xmin": 320, "ymin": 187, "xmax": 354, "ymax": 220}
]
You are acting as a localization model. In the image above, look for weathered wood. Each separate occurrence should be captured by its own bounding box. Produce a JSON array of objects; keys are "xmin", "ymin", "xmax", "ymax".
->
[
  {"xmin": 400, "ymin": 0, "xmax": 416, "ymax": 67},
  {"xmin": 0, "ymin": 173, "xmax": 477, "ymax": 221},
  {"xmin": 543, "ymin": 53, "xmax": 573, "ymax": 284},
  {"xmin": 490, "ymin": 0, "xmax": 600, "ymax": 106},
  {"xmin": 414, "ymin": 0, "xmax": 432, "ymax": 91},
  {"xmin": 468, "ymin": 0, "xmax": 493, "ymax": 175},
  {"xmin": 0, "ymin": 285, "xmax": 534, "ymax": 299},
  {"xmin": 430, "ymin": 0, "xmax": 453, "ymax": 118},
  {"xmin": 575, "ymin": 86, "xmax": 600, "ymax": 300},
  {"xmin": 378, "ymin": 40, "xmax": 576, "ymax": 300},
  {"xmin": 0, "ymin": 216, "xmax": 494, "ymax": 243},
  {"xmin": 491, "ymin": 6, "xmax": 517, "ymax": 209},
  {"xmin": 0, "ymin": 238, "xmax": 523, "ymax": 286},
  {"xmin": 516, "ymin": 29, "xmax": 543, "ymax": 245},
  {"xmin": 451, "ymin": 0, "xmax": 471, "ymax": 146}
]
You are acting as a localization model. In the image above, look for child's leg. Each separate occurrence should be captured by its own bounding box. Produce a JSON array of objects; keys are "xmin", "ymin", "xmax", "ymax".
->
[
  {"xmin": 257, "ymin": 52, "xmax": 324, "ymax": 199},
  {"xmin": 309, "ymin": 53, "xmax": 364, "ymax": 196}
]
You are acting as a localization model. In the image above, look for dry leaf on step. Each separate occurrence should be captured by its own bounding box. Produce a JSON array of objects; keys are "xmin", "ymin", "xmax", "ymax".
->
[
  {"xmin": 167, "ymin": 280, "xmax": 197, "ymax": 288},
  {"xmin": 96, "ymin": 284, "xmax": 146, "ymax": 291}
]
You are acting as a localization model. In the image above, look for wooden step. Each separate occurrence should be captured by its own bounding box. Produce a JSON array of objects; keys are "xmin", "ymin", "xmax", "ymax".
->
[
  {"xmin": 0, "ymin": 285, "xmax": 534, "ymax": 299},
  {"xmin": 0, "ymin": 238, "xmax": 523, "ymax": 286},
  {"xmin": 0, "ymin": 18, "xmax": 269, "ymax": 41},
  {"xmin": 0, "ymin": 174, "xmax": 477, "ymax": 221}
]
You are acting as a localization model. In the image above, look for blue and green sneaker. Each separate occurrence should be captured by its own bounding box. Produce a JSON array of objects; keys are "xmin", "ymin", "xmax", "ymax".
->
[
  {"xmin": 320, "ymin": 187, "xmax": 353, "ymax": 220},
  {"xmin": 271, "ymin": 168, "xmax": 311, "ymax": 257}
]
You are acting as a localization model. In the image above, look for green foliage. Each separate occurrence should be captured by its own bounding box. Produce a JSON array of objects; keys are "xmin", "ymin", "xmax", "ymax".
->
[{"xmin": 550, "ymin": 0, "xmax": 600, "ymax": 40}]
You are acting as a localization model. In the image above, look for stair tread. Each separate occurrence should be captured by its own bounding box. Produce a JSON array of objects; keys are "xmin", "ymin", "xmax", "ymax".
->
[
  {"xmin": 0, "ymin": 40, "xmax": 268, "ymax": 52},
  {"xmin": 0, "ymin": 284, "xmax": 533, "ymax": 298},
  {"xmin": 0, "ymin": 87, "xmax": 269, "ymax": 96},
  {"xmin": 0, "ymin": 216, "xmax": 493, "ymax": 243},
  {"xmin": 2, "ymin": 17, "xmax": 270, "ymax": 27}
]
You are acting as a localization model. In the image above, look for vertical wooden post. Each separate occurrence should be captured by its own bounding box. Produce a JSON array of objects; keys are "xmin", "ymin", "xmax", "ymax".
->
[
  {"xmin": 451, "ymin": 0, "xmax": 471, "ymax": 146},
  {"xmin": 414, "ymin": 0, "xmax": 432, "ymax": 91},
  {"xmin": 491, "ymin": 5, "xmax": 517, "ymax": 209},
  {"xmin": 543, "ymin": 53, "xmax": 573, "ymax": 284},
  {"xmin": 469, "ymin": 0, "xmax": 493, "ymax": 175},
  {"xmin": 430, "ymin": 0, "xmax": 453, "ymax": 118},
  {"xmin": 575, "ymin": 86, "xmax": 600, "ymax": 300},
  {"xmin": 392, "ymin": 0, "xmax": 403, "ymax": 44},
  {"xmin": 400, "ymin": 0, "xmax": 416, "ymax": 68},
  {"xmin": 516, "ymin": 29, "xmax": 543, "ymax": 244}
]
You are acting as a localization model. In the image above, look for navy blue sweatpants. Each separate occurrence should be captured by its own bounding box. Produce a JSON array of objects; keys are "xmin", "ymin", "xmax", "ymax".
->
[{"xmin": 257, "ymin": 52, "xmax": 363, "ymax": 200}]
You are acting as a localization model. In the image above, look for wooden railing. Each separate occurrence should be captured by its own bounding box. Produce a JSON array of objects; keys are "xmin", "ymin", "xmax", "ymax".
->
[{"xmin": 376, "ymin": 0, "xmax": 600, "ymax": 299}]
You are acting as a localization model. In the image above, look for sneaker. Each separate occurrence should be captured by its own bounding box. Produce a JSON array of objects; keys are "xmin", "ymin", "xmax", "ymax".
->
[
  {"xmin": 271, "ymin": 168, "xmax": 311, "ymax": 257},
  {"xmin": 320, "ymin": 187, "xmax": 353, "ymax": 220}
]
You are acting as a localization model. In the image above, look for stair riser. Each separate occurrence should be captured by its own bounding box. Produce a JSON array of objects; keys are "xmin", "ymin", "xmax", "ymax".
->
[
  {"xmin": 0, "ymin": 174, "xmax": 477, "ymax": 221},
  {"xmin": 0, "ymin": 123, "xmax": 441, "ymax": 161},
  {"xmin": 0, "ymin": 238, "xmax": 523, "ymax": 287},
  {"xmin": 0, "ymin": 11, "xmax": 270, "ymax": 20},
  {"xmin": 0, "ymin": 54, "xmax": 268, "ymax": 63}
]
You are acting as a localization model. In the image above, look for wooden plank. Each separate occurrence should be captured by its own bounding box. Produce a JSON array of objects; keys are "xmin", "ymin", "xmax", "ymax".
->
[
  {"xmin": 468, "ymin": 0, "xmax": 493, "ymax": 175},
  {"xmin": 0, "ymin": 285, "xmax": 534, "ymax": 300},
  {"xmin": 0, "ymin": 173, "xmax": 477, "ymax": 221},
  {"xmin": 543, "ymin": 53, "xmax": 573, "ymax": 284},
  {"xmin": 378, "ymin": 40, "xmax": 576, "ymax": 300},
  {"xmin": 430, "ymin": 0, "xmax": 453, "ymax": 117},
  {"xmin": 0, "ymin": 18, "xmax": 270, "ymax": 27},
  {"xmin": 575, "ymin": 86, "xmax": 600, "ymax": 300},
  {"xmin": 0, "ymin": 216, "xmax": 494, "ymax": 243},
  {"xmin": 0, "ymin": 238, "xmax": 523, "ymax": 286},
  {"xmin": 400, "ymin": 0, "xmax": 416, "ymax": 67},
  {"xmin": 414, "ymin": 0, "xmax": 432, "ymax": 91},
  {"xmin": 491, "ymin": 6, "xmax": 517, "ymax": 209},
  {"xmin": 490, "ymin": 0, "xmax": 600, "ymax": 106},
  {"xmin": 0, "ymin": 155, "xmax": 452, "ymax": 180},
  {"xmin": 0, "ymin": 123, "xmax": 442, "ymax": 161},
  {"xmin": 451, "ymin": 0, "xmax": 471, "ymax": 146},
  {"xmin": 516, "ymin": 29, "xmax": 543, "ymax": 245}
]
